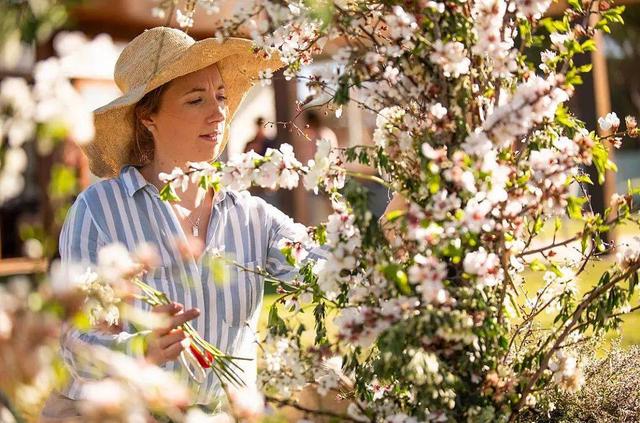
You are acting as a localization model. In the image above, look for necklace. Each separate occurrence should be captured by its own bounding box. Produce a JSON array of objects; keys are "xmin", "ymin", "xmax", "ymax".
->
[
  {"xmin": 186, "ymin": 210, "xmax": 202, "ymax": 237},
  {"xmin": 174, "ymin": 203, "xmax": 204, "ymax": 237}
]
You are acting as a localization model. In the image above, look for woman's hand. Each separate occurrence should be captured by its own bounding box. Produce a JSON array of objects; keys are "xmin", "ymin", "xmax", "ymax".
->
[
  {"xmin": 380, "ymin": 192, "xmax": 409, "ymax": 245},
  {"xmin": 145, "ymin": 302, "xmax": 200, "ymax": 366}
]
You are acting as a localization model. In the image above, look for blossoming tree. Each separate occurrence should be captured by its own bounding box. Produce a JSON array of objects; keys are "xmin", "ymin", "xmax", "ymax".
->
[
  {"xmin": 2, "ymin": 0, "xmax": 640, "ymax": 421},
  {"xmin": 151, "ymin": 0, "xmax": 639, "ymax": 421}
]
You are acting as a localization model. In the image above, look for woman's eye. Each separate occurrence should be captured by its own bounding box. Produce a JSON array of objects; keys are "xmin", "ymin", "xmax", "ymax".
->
[
  {"xmin": 188, "ymin": 98, "xmax": 202, "ymax": 104},
  {"xmin": 217, "ymin": 95, "xmax": 227, "ymax": 101}
]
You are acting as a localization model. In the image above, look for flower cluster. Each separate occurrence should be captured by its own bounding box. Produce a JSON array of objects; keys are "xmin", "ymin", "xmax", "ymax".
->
[
  {"xmin": 312, "ymin": 203, "xmax": 362, "ymax": 299},
  {"xmin": 50, "ymin": 242, "xmax": 143, "ymax": 326},
  {"xmin": 616, "ymin": 236, "xmax": 640, "ymax": 271},
  {"xmin": 0, "ymin": 53, "xmax": 94, "ymax": 206},
  {"xmin": 303, "ymin": 138, "xmax": 346, "ymax": 193},
  {"xmin": 471, "ymin": 0, "xmax": 519, "ymax": 78},
  {"xmin": 335, "ymin": 296, "xmax": 420, "ymax": 349},
  {"xmin": 408, "ymin": 254, "xmax": 448, "ymax": 304},
  {"xmin": 0, "ymin": 78, "xmax": 33, "ymax": 205},
  {"xmin": 549, "ymin": 351, "xmax": 584, "ymax": 393},
  {"xmin": 74, "ymin": 346, "xmax": 191, "ymax": 422},
  {"xmin": 0, "ymin": 278, "xmax": 64, "ymax": 414},
  {"xmin": 469, "ymin": 75, "xmax": 570, "ymax": 154},
  {"xmin": 259, "ymin": 334, "xmax": 308, "ymax": 397},
  {"xmin": 430, "ymin": 40, "xmax": 471, "ymax": 78},
  {"xmin": 463, "ymin": 247, "xmax": 503, "ymax": 288}
]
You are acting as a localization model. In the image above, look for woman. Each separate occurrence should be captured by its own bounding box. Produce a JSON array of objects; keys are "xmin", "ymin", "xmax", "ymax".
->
[{"xmin": 42, "ymin": 26, "xmax": 403, "ymax": 418}]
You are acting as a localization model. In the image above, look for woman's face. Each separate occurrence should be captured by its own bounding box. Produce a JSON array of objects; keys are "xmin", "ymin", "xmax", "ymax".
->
[{"xmin": 142, "ymin": 63, "xmax": 227, "ymax": 165}]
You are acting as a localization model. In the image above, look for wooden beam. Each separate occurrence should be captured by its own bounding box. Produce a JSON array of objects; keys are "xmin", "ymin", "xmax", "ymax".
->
[
  {"xmin": 592, "ymin": 29, "xmax": 617, "ymax": 242},
  {"xmin": 69, "ymin": 0, "xmax": 244, "ymax": 41},
  {"xmin": 0, "ymin": 258, "xmax": 47, "ymax": 277}
]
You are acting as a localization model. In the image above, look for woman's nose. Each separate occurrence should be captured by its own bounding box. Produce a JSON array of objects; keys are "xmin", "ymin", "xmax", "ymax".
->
[{"xmin": 206, "ymin": 100, "xmax": 225, "ymax": 124}]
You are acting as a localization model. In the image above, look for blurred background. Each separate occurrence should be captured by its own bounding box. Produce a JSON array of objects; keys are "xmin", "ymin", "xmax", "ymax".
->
[{"xmin": 0, "ymin": 0, "xmax": 639, "ymax": 341}]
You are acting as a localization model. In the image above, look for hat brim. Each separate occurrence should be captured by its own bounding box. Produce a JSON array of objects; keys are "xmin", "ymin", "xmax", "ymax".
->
[{"xmin": 89, "ymin": 37, "xmax": 283, "ymax": 178}]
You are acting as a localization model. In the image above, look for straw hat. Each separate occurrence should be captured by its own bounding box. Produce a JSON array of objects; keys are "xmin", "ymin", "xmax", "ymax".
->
[{"xmin": 87, "ymin": 26, "xmax": 282, "ymax": 178}]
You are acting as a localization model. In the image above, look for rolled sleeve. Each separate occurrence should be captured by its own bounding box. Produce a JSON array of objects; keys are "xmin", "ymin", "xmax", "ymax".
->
[{"xmin": 263, "ymin": 199, "xmax": 330, "ymax": 281}]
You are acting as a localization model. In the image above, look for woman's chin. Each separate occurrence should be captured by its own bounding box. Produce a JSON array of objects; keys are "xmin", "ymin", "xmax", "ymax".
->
[{"xmin": 199, "ymin": 145, "xmax": 222, "ymax": 162}]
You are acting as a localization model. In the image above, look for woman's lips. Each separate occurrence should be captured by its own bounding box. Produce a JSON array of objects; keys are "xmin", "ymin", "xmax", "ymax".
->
[{"xmin": 199, "ymin": 133, "xmax": 218, "ymax": 142}]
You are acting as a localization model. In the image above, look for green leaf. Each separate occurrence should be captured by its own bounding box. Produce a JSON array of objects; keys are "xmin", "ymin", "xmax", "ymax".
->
[
  {"xmin": 573, "ymin": 174, "xmax": 593, "ymax": 185},
  {"xmin": 48, "ymin": 164, "xmax": 78, "ymax": 199},
  {"xmin": 498, "ymin": 335, "xmax": 509, "ymax": 349},
  {"xmin": 267, "ymin": 303, "xmax": 287, "ymax": 335},
  {"xmin": 567, "ymin": 0, "xmax": 583, "ymax": 12},
  {"xmin": 592, "ymin": 142, "xmax": 611, "ymax": 184},
  {"xmin": 315, "ymin": 224, "xmax": 327, "ymax": 245},
  {"xmin": 577, "ymin": 63, "xmax": 593, "ymax": 73},
  {"xmin": 581, "ymin": 231, "xmax": 589, "ymax": 254},
  {"xmin": 383, "ymin": 264, "xmax": 411, "ymax": 295},
  {"xmin": 385, "ymin": 209, "xmax": 405, "ymax": 222},
  {"xmin": 598, "ymin": 271, "xmax": 611, "ymax": 287},
  {"xmin": 210, "ymin": 257, "xmax": 230, "ymax": 286},
  {"xmin": 581, "ymin": 39, "xmax": 597, "ymax": 52},
  {"xmin": 530, "ymin": 259, "xmax": 547, "ymax": 272},
  {"xmin": 159, "ymin": 183, "xmax": 180, "ymax": 202},
  {"xmin": 533, "ymin": 216, "xmax": 544, "ymax": 234},
  {"xmin": 567, "ymin": 196, "xmax": 587, "ymax": 219},
  {"xmin": 280, "ymin": 245, "xmax": 297, "ymax": 267},
  {"xmin": 554, "ymin": 216, "xmax": 562, "ymax": 232}
]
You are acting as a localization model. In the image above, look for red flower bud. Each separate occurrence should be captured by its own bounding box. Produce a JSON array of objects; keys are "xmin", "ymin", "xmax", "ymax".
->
[{"xmin": 190, "ymin": 344, "xmax": 212, "ymax": 369}]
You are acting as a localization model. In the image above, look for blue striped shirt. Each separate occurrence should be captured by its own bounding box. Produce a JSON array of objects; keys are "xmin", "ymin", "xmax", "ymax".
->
[{"xmin": 59, "ymin": 164, "xmax": 325, "ymax": 404}]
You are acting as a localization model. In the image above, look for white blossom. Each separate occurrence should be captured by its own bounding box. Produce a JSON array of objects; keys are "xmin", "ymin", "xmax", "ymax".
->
[
  {"xmin": 386, "ymin": 6, "xmax": 418, "ymax": 42},
  {"xmin": 373, "ymin": 106, "xmax": 405, "ymax": 148},
  {"xmin": 598, "ymin": 112, "xmax": 620, "ymax": 132},
  {"xmin": 258, "ymin": 68, "xmax": 273, "ymax": 86},
  {"xmin": 516, "ymin": 0, "xmax": 553, "ymax": 19},
  {"xmin": 176, "ymin": 9, "xmax": 195, "ymax": 28},
  {"xmin": 97, "ymin": 242, "xmax": 139, "ymax": 285},
  {"xmin": 482, "ymin": 75, "xmax": 569, "ymax": 149},
  {"xmin": 549, "ymin": 351, "xmax": 584, "ymax": 392},
  {"xmin": 616, "ymin": 236, "xmax": 640, "ymax": 271},
  {"xmin": 430, "ymin": 102, "xmax": 448, "ymax": 120},
  {"xmin": 462, "ymin": 195, "xmax": 495, "ymax": 233},
  {"xmin": 227, "ymin": 385, "xmax": 266, "ymax": 419},
  {"xmin": 463, "ymin": 247, "xmax": 503, "ymax": 287},
  {"xmin": 550, "ymin": 32, "xmax": 573, "ymax": 52},
  {"xmin": 430, "ymin": 40, "xmax": 471, "ymax": 78}
]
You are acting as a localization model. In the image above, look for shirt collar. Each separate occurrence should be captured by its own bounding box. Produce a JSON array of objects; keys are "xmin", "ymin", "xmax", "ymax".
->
[{"xmin": 120, "ymin": 165, "xmax": 149, "ymax": 197}]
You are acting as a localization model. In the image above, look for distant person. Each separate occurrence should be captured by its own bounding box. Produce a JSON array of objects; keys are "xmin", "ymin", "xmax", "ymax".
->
[
  {"xmin": 298, "ymin": 111, "xmax": 339, "ymax": 225},
  {"xmin": 243, "ymin": 117, "xmax": 278, "ymax": 156},
  {"xmin": 298, "ymin": 111, "xmax": 338, "ymax": 164},
  {"xmin": 244, "ymin": 117, "xmax": 280, "ymax": 206}
]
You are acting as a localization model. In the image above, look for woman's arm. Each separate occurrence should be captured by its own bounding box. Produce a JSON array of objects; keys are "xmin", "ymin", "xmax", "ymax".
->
[
  {"xmin": 57, "ymin": 195, "xmax": 144, "ymax": 398},
  {"xmin": 262, "ymin": 192, "xmax": 407, "ymax": 279},
  {"xmin": 262, "ymin": 199, "xmax": 330, "ymax": 280}
]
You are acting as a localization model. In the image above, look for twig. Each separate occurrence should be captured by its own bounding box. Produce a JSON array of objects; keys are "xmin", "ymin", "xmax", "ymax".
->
[{"xmin": 265, "ymin": 394, "xmax": 366, "ymax": 422}]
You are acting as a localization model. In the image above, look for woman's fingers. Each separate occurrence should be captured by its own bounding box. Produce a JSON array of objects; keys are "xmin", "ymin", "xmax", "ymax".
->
[
  {"xmin": 169, "ymin": 308, "xmax": 200, "ymax": 329},
  {"xmin": 151, "ymin": 303, "xmax": 197, "ymax": 335},
  {"xmin": 152, "ymin": 302, "xmax": 182, "ymax": 315},
  {"xmin": 156, "ymin": 328, "xmax": 185, "ymax": 349},
  {"xmin": 162, "ymin": 338, "xmax": 189, "ymax": 361},
  {"xmin": 145, "ymin": 302, "xmax": 199, "ymax": 365}
]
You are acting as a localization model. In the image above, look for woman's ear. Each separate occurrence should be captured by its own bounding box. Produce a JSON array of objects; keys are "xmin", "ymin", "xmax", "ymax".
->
[{"xmin": 139, "ymin": 113, "xmax": 158, "ymax": 137}]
